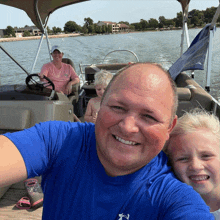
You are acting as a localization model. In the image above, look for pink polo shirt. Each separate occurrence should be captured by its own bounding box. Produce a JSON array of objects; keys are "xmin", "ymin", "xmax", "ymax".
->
[{"xmin": 39, "ymin": 62, "xmax": 79, "ymax": 94}]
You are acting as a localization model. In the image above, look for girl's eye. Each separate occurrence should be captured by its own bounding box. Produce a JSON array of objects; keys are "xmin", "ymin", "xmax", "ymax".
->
[{"xmin": 177, "ymin": 157, "xmax": 189, "ymax": 162}]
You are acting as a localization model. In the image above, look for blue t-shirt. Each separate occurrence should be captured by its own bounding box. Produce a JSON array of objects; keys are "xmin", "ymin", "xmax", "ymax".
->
[{"xmin": 4, "ymin": 121, "xmax": 214, "ymax": 220}]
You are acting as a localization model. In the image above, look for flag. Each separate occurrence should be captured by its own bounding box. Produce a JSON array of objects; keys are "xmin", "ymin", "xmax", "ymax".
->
[{"xmin": 169, "ymin": 24, "xmax": 215, "ymax": 80}]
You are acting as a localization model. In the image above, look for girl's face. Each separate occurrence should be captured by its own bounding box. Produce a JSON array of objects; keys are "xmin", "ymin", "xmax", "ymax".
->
[
  {"xmin": 95, "ymin": 84, "xmax": 106, "ymax": 98},
  {"xmin": 168, "ymin": 129, "xmax": 220, "ymax": 198}
]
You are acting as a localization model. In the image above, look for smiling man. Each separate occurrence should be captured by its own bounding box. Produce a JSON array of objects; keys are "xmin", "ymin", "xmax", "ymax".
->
[{"xmin": 0, "ymin": 63, "xmax": 214, "ymax": 219}]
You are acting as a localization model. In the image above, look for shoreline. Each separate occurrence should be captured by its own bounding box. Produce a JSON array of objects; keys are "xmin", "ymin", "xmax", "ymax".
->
[
  {"xmin": 0, "ymin": 33, "xmax": 81, "ymax": 42},
  {"xmin": 0, "ymin": 27, "xmax": 203, "ymax": 43}
]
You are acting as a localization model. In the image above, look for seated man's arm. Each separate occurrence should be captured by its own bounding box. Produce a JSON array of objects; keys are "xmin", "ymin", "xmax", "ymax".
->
[
  {"xmin": 0, "ymin": 135, "xmax": 27, "ymax": 187},
  {"xmin": 38, "ymin": 63, "xmax": 49, "ymax": 79}
]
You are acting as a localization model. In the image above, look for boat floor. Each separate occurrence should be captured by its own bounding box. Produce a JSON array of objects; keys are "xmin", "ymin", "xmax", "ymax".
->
[{"xmin": 0, "ymin": 181, "xmax": 43, "ymax": 220}]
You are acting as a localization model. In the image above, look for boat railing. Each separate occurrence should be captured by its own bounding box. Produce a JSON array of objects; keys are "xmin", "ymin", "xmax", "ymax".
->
[{"xmin": 102, "ymin": 49, "xmax": 139, "ymax": 63}]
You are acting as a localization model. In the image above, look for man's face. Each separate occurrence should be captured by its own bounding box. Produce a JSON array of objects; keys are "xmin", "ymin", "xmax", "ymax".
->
[
  {"xmin": 168, "ymin": 129, "xmax": 220, "ymax": 197},
  {"xmin": 52, "ymin": 50, "xmax": 63, "ymax": 62},
  {"xmin": 95, "ymin": 64, "xmax": 177, "ymax": 176}
]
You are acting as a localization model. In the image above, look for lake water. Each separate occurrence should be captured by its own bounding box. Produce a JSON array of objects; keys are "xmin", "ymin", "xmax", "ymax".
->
[{"xmin": 0, "ymin": 28, "xmax": 220, "ymax": 98}]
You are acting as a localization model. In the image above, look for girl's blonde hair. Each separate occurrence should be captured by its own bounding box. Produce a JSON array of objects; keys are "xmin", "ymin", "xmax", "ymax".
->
[
  {"xmin": 164, "ymin": 108, "xmax": 220, "ymax": 155},
  {"xmin": 94, "ymin": 69, "xmax": 113, "ymax": 86}
]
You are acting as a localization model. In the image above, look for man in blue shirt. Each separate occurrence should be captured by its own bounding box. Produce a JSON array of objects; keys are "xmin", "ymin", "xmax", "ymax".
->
[{"xmin": 0, "ymin": 62, "xmax": 214, "ymax": 219}]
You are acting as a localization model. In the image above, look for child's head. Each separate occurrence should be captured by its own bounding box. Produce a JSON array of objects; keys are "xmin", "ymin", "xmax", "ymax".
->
[
  {"xmin": 94, "ymin": 70, "xmax": 113, "ymax": 98},
  {"xmin": 164, "ymin": 109, "xmax": 220, "ymax": 197}
]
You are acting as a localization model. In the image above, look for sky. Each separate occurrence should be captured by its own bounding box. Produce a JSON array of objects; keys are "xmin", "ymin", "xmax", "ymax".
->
[{"xmin": 0, "ymin": 0, "xmax": 219, "ymax": 29}]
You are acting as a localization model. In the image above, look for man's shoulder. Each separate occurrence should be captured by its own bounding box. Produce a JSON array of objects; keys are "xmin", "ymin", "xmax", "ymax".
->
[{"xmin": 42, "ymin": 62, "xmax": 53, "ymax": 69}]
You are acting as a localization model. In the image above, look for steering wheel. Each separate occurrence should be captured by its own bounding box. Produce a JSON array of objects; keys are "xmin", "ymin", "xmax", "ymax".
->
[
  {"xmin": 26, "ymin": 74, "xmax": 55, "ymax": 91},
  {"xmin": 25, "ymin": 74, "xmax": 56, "ymax": 99}
]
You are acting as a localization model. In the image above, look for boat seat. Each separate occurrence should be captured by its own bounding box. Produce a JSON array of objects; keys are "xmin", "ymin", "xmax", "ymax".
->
[
  {"xmin": 62, "ymin": 58, "xmax": 80, "ymax": 104},
  {"xmin": 67, "ymin": 82, "xmax": 80, "ymax": 104},
  {"xmin": 62, "ymin": 58, "xmax": 75, "ymax": 70},
  {"xmin": 175, "ymin": 72, "xmax": 213, "ymax": 117},
  {"xmin": 85, "ymin": 63, "xmax": 128, "ymax": 83},
  {"xmin": 177, "ymin": 87, "xmax": 191, "ymax": 101},
  {"xmin": 0, "ymin": 107, "xmax": 31, "ymax": 131}
]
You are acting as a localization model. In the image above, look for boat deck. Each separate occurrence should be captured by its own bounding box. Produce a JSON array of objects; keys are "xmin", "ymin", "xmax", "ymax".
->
[{"xmin": 0, "ymin": 180, "xmax": 43, "ymax": 220}]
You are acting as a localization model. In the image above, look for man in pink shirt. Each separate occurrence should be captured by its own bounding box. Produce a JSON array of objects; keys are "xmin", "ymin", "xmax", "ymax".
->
[{"xmin": 39, "ymin": 45, "xmax": 80, "ymax": 95}]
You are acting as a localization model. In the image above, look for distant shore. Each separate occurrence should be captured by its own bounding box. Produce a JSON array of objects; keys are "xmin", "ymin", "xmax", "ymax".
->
[
  {"xmin": 0, "ymin": 33, "xmax": 81, "ymax": 42},
  {"xmin": 0, "ymin": 27, "xmax": 201, "ymax": 43}
]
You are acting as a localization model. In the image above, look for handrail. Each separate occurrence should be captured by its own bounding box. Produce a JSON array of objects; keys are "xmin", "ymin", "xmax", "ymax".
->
[
  {"xmin": 102, "ymin": 49, "xmax": 139, "ymax": 63},
  {"xmin": 0, "ymin": 45, "xmax": 29, "ymax": 75}
]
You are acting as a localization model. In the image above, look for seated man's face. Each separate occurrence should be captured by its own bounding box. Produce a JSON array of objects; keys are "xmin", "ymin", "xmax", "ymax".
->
[
  {"xmin": 95, "ymin": 64, "xmax": 177, "ymax": 176},
  {"xmin": 52, "ymin": 50, "xmax": 63, "ymax": 62},
  {"xmin": 168, "ymin": 129, "xmax": 220, "ymax": 197}
]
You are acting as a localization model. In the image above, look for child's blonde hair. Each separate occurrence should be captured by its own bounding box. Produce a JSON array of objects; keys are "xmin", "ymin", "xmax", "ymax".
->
[
  {"xmin": 164, "ymin": 108, "xmax": 220, "ymax": 155},
  {"xmin": 94, "ymin": 69, "xmax": 113, "ymax": 86}
]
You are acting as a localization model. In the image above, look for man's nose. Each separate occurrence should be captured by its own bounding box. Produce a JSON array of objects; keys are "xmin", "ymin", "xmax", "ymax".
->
[
  {"xmin": 118, "ymin": 115, "xmax": 139, "ymax": 134},
  {"xmin": 188, "ymin": 158, "xmax": 204, "ymax": 171}
]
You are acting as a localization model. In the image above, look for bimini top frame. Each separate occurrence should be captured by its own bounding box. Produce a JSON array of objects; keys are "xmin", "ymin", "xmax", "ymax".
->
[
  {"xmin": 0, "ymin": 0, "xmax": 88, "ymax": 76},
  {"xmin": 0, "ymin": 0, "xmax": 88, "ymax": 32}
]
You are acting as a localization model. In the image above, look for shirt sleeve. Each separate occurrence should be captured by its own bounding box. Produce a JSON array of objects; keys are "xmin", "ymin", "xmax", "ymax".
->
[
  {"xmin": 39, "ymin": 63, "xmax": 49, "ymax": 77},
  {"xmin": 3, "ymin": 121, "xmax": 76, "ymax": 178},
  {"xmin": 69, "ymin": 65, "xmax": 79, "ymax": 80},
  {"xmin": 151, "ymin": 174, "xmax": 214, "ymax": 219}
]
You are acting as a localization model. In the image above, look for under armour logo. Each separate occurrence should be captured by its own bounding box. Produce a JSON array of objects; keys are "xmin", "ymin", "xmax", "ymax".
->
[{"xmin": 118, "ymin": 213, "xmax": 130, "ymax": 220}]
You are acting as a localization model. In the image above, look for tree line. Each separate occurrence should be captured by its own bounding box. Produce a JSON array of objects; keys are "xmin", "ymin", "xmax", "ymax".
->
[{"xmin": 3, "ymin": 6, "xmax": 220, "ymax": 37}]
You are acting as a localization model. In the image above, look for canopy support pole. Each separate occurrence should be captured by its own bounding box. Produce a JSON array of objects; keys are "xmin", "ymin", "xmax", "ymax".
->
[{"xmin": 205, "ymin": 3, "xmax": 220, "ymax": 92}]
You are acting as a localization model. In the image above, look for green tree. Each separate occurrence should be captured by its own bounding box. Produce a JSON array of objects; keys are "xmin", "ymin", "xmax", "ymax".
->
[
  {"xmin": 119, "ymin": 21, "xmax": 129, "ymax": 25},
  {"xmin": 140, "ymin": 19, "xmax": 148, "ymax": 30},
  {"xmin": 84, "ymin": 17, "xmax": 93, "ymax": 29},
  {"xmin": 131, "ymin": 22, "xmax": 141, "ymax": 31},
  {"xmin": 174, "ymin": 12, "xmax": 183, "ymax": 27},
  {"xmin": 165, "ymin": 19, "xmax": 175, "ymax": 27},
  {"xmin": 107, "ymin": 25, "xmax": 112, "ymax": 33},
  {"xmin": 64, "ymin": 21, "xmax": 79, "ymax": 33},
  {"xmin": 191, "ymin": 16, "xmax": 199, "ymax": 27},
  {"xmin": 129, "ymin": 24, "xmax": 135, "ymax": 31},
  {"xmin": 148, "ymin": 18, "xmax": 159, "ymax": 29},
  {"xmin": 94, "ymin": 24, "xmax": 101, "ymax": 34},
  {"xmin": 5, "ymin": 26, "xmax": 15, "ymax": 37},
  {"xmin": 204, "ymin": 7, "xmax": 216, "ymax": 23},
  {"xmin": 102, "ymin": 25, "xmax": 107, "ymax": 33},
  {"xmin": 159, "ymin": 16, "xmax": 166, "ymax": 28},
  {"xmin": 81, "ymin": 25, "xmax": 88, "ymax": 34},
  {"xmin": 47, "ymin": 26, "xmax": 53, "ymax": 35},
  {"xmin": 88, "ymin": 24, "xmax": 94, "ymax": 34},
  {"xmin": 23, "ymin": 30, "xmax": 30, "ymax": 37},
  {"xmin": 52, "ymin": 27, "xmax": 61, "ymax": 34}
]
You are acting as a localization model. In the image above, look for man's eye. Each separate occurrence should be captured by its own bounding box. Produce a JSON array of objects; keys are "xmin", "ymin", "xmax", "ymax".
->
[
  {"xmin": 202, "ymin": 154, "xmax": 213, "ymax": 160},
  {"xmin": 111, "ymin": 106, "xmax": 125, "ymax": 111},
  {"xmin": 142, "ymin": 114, "xmax": 157, "ymax": 122}
]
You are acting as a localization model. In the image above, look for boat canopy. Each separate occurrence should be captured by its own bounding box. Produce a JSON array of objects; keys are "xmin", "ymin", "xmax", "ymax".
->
[{"xmin": 0, "ymin": 0, "xmax": 88, "ymax": 31}]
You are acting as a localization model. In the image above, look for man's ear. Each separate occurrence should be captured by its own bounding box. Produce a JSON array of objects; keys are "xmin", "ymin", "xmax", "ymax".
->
[
  {"xmin": 166, "ymin": 115, "xmax": 177, "ymax": 141},
  {"xmin": 168, "ymin": 115, "xmax": 178, "ymax": 133}
]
